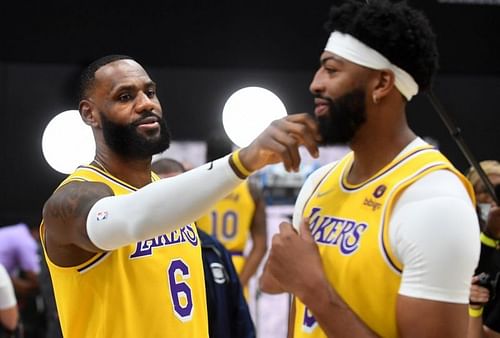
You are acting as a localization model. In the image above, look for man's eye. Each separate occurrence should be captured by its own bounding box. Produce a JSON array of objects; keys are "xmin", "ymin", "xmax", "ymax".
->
[
  {"xmin": 146, "ymin": 89, "xmax": 156, "ymax": 98},
  {"xmin": 119, "ymin": 94, "xmax": 132, "ymax": 101},
  {"xmin": 325, "ymin": 67, "xmax": 337, "ymax": 75}
]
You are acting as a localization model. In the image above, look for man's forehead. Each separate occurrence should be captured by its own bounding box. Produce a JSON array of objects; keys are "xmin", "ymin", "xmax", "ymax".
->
[
  {"xmin": 320, "ymin": 51, "xmax": 345, "ymax": 63},
  {"xmin": 95, "ymin": 59, "xmax": 151, "ymax": 88},
  {"xmin": 490, "ymin": 173, "xmax": 500, "ymax": 184},
  {"xmin": 475, "ymin": 174, "xmax": 500, "ymax": 189},
  {"xmin": 320, "ymin": 51, "xmax": 375, "ymax": 74}
]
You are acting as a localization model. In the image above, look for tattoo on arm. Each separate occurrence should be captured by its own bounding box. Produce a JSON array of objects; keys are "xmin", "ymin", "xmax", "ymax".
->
[
  {"xmin": 44, "ymin": 182, "xmax": 113, "ymax": 247},
  {"xmin": 48, "ymin": 182, "xmax": 113, "ymax": 223}
]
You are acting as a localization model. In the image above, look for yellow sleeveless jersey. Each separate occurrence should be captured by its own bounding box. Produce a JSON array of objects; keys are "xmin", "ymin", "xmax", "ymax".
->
[
  {"xmin": 294, "ymin": 146, "xmax": 474, "ymax": 338},
  {"xmin": 40, "ymin": 165, "xmax": 209, "ymax": 338},
  {"xmin": 196, "ymin": 181, "xmax": 255, "ymax": 274}
]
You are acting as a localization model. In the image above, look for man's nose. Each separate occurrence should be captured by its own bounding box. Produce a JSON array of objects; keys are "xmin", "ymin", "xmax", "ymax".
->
[
  {"xmin": 135, "ymin": 92, "xmax": 158, "ymax": 113},
  {"xmin": 309, "ymin": 69, "xmax": 325, "ymax": 95}
]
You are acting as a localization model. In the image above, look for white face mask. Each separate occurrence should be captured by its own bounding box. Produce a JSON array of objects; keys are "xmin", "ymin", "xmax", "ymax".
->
[{"xmin": 478, "ymin": 203, "xmax": 492, "ymax": 223}]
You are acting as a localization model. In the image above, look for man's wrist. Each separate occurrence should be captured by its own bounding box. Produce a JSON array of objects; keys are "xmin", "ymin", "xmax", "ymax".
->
[
  {"xmin": 480, "ymin": 231, "xmax": 500, "ymax": 249},
  {"xmin": 483, "ymin": 212, "xmax": 500, "ymax": 239},
  {"xmin": 229, "ymin": 149, "xmax": 254, "ymax": 179},
  {"xmin": 298, "ymin": 274, "xmax": 342, "ymax": 313},
  {"xmin": 468, "ymin": 305, "xmax": 484, "ymax": 318}
]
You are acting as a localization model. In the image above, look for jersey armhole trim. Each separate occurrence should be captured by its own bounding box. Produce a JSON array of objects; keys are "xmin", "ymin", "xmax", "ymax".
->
[{"xmin": 380, "ymin": 162, "xmax": 450, "ymax": 274}]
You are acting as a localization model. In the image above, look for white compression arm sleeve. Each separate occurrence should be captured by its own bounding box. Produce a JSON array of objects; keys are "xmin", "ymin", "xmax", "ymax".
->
[
  {"xmin": 86, "ymin": 155, "xmax": 243, "ymax": 251},
  {"xmin": 390, "ymin": 170, "xmax": 480, "ymax": 303}
]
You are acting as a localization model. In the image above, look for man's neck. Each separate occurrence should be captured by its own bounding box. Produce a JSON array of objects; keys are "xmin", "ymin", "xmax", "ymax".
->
[
  {"xmin": 346, "ymin": 127, "xmax": 417, "ymax": 185},
  {"xmin": 94, "ymin": 151, "xmax": 153, "ymax": 188}
]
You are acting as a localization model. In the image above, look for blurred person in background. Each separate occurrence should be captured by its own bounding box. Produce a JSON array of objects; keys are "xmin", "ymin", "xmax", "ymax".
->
[
  {"xmin": 0, "ymin": 222, "xmax": 41, "ymax": 337},
  {"xmin": 467, "ymin": 160, "xmax": 500, "ymax": 338},
  {"xmin": 196, "ymin": 133, "xmax": 267, "ymax": 292},
  {"xmin": 0, "ymin": 263, "xmax": 21, "ymax": 337},
  {"xmin": 0, "ymin": 223, "xmax": 40, "ymax": 300}
]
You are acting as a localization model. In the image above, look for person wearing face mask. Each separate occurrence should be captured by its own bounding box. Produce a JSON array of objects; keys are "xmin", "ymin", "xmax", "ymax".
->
[
  {"xmin": 467, "ymin": 161, "xmax": 500, "ymax": 235},
  {"xmin": 466, "ymin": 160, "xmax": 500, "ymax": 338}
]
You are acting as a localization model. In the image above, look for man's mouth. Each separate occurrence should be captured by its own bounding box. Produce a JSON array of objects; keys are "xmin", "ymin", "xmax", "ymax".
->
[
  {"xmin": 135, "ymin": 116, "xmax": 159, "ymax": 125},
  {"xmin": 134, "ymin": 116, "xmax": 160, "ymax": 131},
  {"xmin": 314, "ymin": 100, "xmax": 330, "ymax": 117}
]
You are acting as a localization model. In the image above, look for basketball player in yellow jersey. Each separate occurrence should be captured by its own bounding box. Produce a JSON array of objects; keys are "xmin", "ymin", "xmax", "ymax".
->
[
  {"xmin": 197, "ymin": 134, "xmax": 267, "ymax": 288},
  {"xmin": 261, "ymin": 1, "xmax": 481, "ymax": 337},
  {"xmin": 40, "ymin": 55, "xmax": 321, "ymax": 338}
]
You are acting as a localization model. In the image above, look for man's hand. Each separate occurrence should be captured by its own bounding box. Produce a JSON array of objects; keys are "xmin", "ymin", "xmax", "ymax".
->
[
  {"xmin": 469, "ymin": 274, "xmax": 490, "ymax": 307},
  {"xmin": 265, "ymin": 219, "xmax": 379, "ymax": 337},
  {"xmin": 239, "ymin": 113, "xmax": 321, "ymax": 173},
  {"xmin": 265, "ymin": 218, "xmax": 327, "ymax": 300}
]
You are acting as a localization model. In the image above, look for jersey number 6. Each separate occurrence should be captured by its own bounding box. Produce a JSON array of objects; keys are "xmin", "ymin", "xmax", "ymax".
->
[{"xmin": 168, "ymin": 259, "xmax": 194, "ymax": 322}]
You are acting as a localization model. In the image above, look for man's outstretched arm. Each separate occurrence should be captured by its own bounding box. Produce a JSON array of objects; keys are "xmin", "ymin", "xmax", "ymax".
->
[{"xmin": 44, "ymin": 113, "xmax": 320, "ymax": 267}]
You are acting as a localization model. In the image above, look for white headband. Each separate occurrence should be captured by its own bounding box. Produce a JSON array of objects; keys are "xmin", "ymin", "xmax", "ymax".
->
[{"xmin": 325, "ymin": 31, "xmax": 419, "ymax": 101}]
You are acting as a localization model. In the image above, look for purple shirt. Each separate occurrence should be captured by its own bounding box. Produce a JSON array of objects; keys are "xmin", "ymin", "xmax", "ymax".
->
[{"xmin": 0, "ymin": 223, "xmax": 40, "ymax": 275}]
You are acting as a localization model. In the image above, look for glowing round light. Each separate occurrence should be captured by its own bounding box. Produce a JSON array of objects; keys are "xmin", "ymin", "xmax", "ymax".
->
[
  {"xmin": 42, "ymin": 110, "xmax": 95, "ymax": 174},
  {"xmin": 222, "ymin": 87, "xmax": 287, "ymax": 147}
]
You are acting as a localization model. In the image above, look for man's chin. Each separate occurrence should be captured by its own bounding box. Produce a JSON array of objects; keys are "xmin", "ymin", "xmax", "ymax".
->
[
  {"xmin": 319, "ymin": 128, "xmax": 353, "ymax": 146},
  {"xmin": 320, "ymin": 139, "xmax": 350, "ymax": 147},
  {"xmin": 136, "ymin": 126, "xmax": 161, "ymax": 138}
]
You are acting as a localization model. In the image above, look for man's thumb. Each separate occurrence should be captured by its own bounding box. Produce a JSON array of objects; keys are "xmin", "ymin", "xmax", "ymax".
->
[{"xmin": 299, "ymin": 217, "xmax": 313, "ymax": 241}]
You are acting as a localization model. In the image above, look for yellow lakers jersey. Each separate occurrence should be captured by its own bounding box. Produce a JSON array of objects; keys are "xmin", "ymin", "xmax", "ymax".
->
[
  {"xmin": 294, "ymin": 146, "xmax": 474, "ymax": 338},
  {"xmin": 40, "ymin": 165, "xmax": 209, "ymax": 338},
  {"xmin": 196, "ymin": 181, "xmax": 255, "ymax": 274}
]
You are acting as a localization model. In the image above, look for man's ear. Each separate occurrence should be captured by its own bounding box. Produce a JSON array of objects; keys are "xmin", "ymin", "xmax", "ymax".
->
[
  {"xmin": 371, "ymin": 69, "xmax": 396, "ymax": 103},
  {"xmin": 79, "ymin": 100, "xmax": 98, "ymax": 127}
]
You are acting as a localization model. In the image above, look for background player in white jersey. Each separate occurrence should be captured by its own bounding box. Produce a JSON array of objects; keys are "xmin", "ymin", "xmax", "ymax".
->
[
  {"xmin": 197, "ymin": 133, "xmax": 267, "ymax": 290},
  {"xmin": 261, "ymin": 1, "xmax": 480, "ymax": 337}
]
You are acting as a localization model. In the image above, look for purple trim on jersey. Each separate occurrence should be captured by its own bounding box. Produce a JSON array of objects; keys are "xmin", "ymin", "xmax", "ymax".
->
[
  {"xmin": 77, "ymin": 165, "xmax": 138, "ymax": 192},
  {"xmin": 381, "ymin": 239, "xmax": 403, "ymax": 274},
  {"xmin": 77, "ymin": 252, "xmax": 110, "ymax": 273},
  {"xmin": 229, "ymin": 251, "xmax": 243, "ymax": 256},
  {"xmin": 341, "ymin": 147, "xmax": 436, "ymax": 192},
  {"xmin": 380, "ymin": 163, "xmax": 445, "ymax": 274},
  {"xmin": 302, "ymin": 162, "xmax": 340, "ymax": 217}
]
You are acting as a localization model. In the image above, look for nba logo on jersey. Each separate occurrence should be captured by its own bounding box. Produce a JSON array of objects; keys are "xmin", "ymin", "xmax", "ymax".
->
[
  {"xmin": 96, "ymin": 211, "xmax": 108, "ymax": 221},
  {"xmin": 373, "ymin": 184, "xmax": 387, "ymax": 198}
]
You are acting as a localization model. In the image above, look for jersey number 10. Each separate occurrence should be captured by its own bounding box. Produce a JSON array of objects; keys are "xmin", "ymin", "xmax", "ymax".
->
[{"xmin": 210, "ymin": 210, "xmax": 239, "ymax": 240}]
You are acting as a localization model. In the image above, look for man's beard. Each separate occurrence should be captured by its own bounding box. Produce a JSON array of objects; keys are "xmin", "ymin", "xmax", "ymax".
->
[
  {"xmin": 100, "ymin": 111, "xmax": 171, "ymax": 159},
  {"xmin": 315, "ymin": 89, "xmax": 367, "ymax": 145}
]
